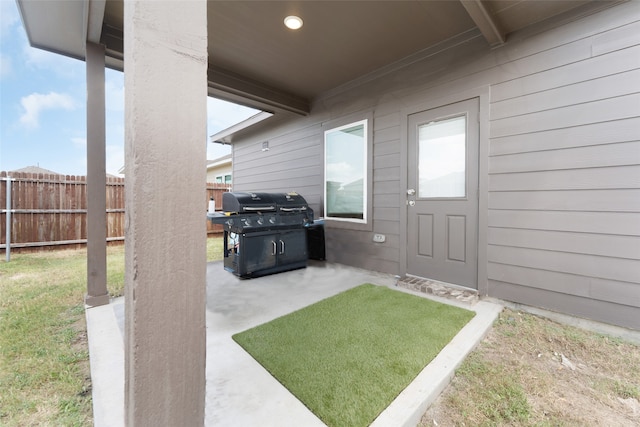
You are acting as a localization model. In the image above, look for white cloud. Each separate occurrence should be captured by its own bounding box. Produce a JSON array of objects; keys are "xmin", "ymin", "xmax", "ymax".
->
[
  {"xmin": 23, "ymin": 44, "xmax": 78, "ymax": 76},
  {"xmin": 327, "ymin": 161, "xmax": 359, "ymax": 184},
  {"xmin": 0, "ymin": 0, "xmax": 19, "ymax": 37},
  {"xmin": 207, "ymin": 97, "xmax": 258, "ymax": 136},
  {"xmin": 207, "ymin": 141, "xmax": 232, "ymax": 160},
  {"xmin": 106, "ymin": 144, "xmax": 124, "ymax": 176},
  {"xmin": 0, "ymin": 52, "xmax": 11, "ymax": 78},
  {"xmin": 105, "ymin": 74, "xmax": 124, "ymax": 112},
  {"xmin": 19, "ymin": 91, "xmax": 76, "ymax": 128},
  {"xmin": 71, "ymin": 137, "xmax": 86, "ymax": 149}
]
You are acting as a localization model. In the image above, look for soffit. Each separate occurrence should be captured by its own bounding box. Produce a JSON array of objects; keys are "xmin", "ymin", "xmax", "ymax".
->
[
  {"xmin": 17, "ymin": 0, "xmax": 86, "ymax": 60},
  {"xmin": 206, "ymin": 1, "xmax": 477, "ymax": 100},
  {"xmin": 19, "ymin": 1, "xmax": 619, "ymax": 114}
]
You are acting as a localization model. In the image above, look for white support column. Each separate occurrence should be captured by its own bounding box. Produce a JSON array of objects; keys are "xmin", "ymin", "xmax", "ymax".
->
[
  {"xmin": 85, "ymin": 41, "xmax": 109, "ymax": 307},
  {"xmin": 124, "ymin": 1, "xmax": 207, "ymax": 425}
]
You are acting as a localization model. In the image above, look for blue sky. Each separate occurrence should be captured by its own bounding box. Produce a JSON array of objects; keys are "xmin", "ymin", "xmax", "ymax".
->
[{"xmin": 0, "ymin": 0, "xmax": 257, "ymax": 176}]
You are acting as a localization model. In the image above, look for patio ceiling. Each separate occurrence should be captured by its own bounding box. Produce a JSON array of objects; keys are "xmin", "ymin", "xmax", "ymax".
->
[{"xmin": 19, "ymin": 0, "xmax": 617, "ymax": 115}]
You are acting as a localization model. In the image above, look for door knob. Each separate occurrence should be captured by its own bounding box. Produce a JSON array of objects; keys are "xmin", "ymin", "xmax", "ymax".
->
[
  {"xmin": 407, "ymin": 189, "xmax": 416, "ymax": 195},
  {"xmin": 409, "ymin": 200, "xmax": 416, "ymax": 206}
]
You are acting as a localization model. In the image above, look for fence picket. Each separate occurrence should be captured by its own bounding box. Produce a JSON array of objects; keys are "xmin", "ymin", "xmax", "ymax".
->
[{"xmin": 1, "ymin": 171, "xmax": 230, "ymax": 253}]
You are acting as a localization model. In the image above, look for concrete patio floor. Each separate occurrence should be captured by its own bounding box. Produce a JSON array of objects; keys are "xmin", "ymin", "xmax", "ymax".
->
[{"xmin": 86, "ymin": 260, "xmax": 503, "ymax": 427}]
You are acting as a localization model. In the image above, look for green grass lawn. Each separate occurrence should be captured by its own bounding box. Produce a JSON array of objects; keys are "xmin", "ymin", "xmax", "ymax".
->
[
  {"xmin": 233, "ymin": 283, "xmax": 475, "ymax": 427},
  {"xmin": 0, "ymin": 236, "xmax": 223, "ymax": 426}
]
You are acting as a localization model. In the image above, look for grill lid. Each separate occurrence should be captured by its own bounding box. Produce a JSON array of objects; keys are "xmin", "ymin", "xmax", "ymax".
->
[
  {"xmin": 211, "ymin": 192, "xmax": 314, "ymax": 228},
  {"xmin": 271, "ymin": 193, "xmax": 309, "ymax": 213},
  {"xmin": 222, "ymin": 192, "xmax": 277, "ymax": 213}
]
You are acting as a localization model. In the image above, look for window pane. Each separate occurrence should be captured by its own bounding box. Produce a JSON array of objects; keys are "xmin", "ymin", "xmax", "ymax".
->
[
  {"xmin": 325, "ymin": 121, "xmax": 366, "ymax": 220},
  {"xmin": 224, "ymin": 175, "xmax": 232, "ymax": 184},
  {"xmin": 418, "ymin": 115, "xmax": 466, "ymax": 198}
]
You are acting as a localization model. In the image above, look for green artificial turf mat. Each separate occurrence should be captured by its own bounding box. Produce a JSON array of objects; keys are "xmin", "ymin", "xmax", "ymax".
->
[{"xmin": 232, "ymin": 283, "xmax": 475, "ymax": 427}]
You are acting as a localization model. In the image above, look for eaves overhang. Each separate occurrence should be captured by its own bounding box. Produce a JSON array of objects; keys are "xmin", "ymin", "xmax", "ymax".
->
[
  {"xmin": 210, "ymin": 111, "xmax": 274, "ymax": 145},
  {"xmin": 16, "ymin": 0, "xmax": 106, "ymax": 62},
  {"xmin": 18, "ymin": 0, "xmax": 624, "ymax": 123}
]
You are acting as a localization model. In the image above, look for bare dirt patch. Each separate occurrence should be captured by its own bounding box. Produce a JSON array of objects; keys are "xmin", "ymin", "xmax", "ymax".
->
[{"xmin": 421, "ymin": 308, "xmax": 640, "ymax": 426}]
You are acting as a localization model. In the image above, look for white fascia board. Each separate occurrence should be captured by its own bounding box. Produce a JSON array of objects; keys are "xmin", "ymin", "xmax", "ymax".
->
[
  {"xmin": 206, "ymin": 159, "xmax": 232, "ymax": 170},
  {"xmin": 209, "ymin": 111, "xmax": 273, "ymax": 145}
]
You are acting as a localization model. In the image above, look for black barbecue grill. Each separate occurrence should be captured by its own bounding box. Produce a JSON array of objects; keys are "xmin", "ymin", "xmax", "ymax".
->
[{"xmin": 207, "ymin": 192, "xmax": 314, "ymax": 277}]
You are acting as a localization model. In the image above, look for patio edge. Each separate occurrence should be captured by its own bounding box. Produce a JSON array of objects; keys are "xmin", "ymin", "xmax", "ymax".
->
[
  {"xmin": 370, "ymin": 298, "xmax": 503, "ymax": 427},
  {"xmin": 86, "ymin": 298, "xmax": 125, "ymax": 427}
]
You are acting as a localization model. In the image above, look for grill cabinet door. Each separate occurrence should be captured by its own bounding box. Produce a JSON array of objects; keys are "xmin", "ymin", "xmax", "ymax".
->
[
  {"xmin": 242, "ymin": 232, "xmax": 277, "ymax": 274},
  {"xmin": 276, "ymin": 229, "xmax": 308, "ymax": 266}
]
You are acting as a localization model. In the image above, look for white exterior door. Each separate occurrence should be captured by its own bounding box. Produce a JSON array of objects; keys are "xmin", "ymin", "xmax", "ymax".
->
[{"xmin": 407, "ymin": 98, "xmax": 479, "ymax": 288}]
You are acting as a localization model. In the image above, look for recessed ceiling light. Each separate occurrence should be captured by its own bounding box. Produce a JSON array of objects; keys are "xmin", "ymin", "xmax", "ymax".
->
[{"xmin": 284, "ymin": 15, "xmax": 303, "ymax": 30}]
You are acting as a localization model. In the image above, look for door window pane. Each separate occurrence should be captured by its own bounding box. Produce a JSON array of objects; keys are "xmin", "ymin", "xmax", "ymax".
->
[
  {"xmin": 324, "ymin": 120, "xmax": 367, "ymax": 221},
  {"xmin": 418, "ymin": 115, "xmax": 466, "ymax": 198}
]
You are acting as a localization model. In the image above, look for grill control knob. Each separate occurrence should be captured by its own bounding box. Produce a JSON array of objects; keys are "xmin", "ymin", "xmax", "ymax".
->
[
  {"xmin": 269, "ymin": 217, "xmax": 276, "ymax": 224},
  {"xmin": 257, "ymin": 217, "xmax": 264, "ymax": 225}
]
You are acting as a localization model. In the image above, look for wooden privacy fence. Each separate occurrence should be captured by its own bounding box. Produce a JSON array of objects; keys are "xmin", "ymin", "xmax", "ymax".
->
[{"xmin": 1, "ymin": 171, "xmax": 230, "ymax": 253}]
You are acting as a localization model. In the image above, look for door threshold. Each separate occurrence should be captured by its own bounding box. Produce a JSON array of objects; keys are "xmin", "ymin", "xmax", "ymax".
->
[{"xmin": 397, "ymin": 275, "xmax": 478, "ymax": 305}]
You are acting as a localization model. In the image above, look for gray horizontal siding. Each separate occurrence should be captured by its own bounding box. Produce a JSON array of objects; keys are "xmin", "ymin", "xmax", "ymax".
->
[
  {"xmin": 488, "ymin": 228, "xmax": 640, "ymax": 260},
  {"xmin": 232, "ymin": 119, "xmax": 324, "ymax": 213},
  {"xmin": 490, "ymin": 141, "xmax": 640, "ymax": 173},
  {"xmin": 234, "ymin": 144, "xmax": 321, "ymax": 174},
  {"xmin": 230, "ymin": 1, "xmax": 640, "ymax": 327},
  {"xmin": 325, "ymin": 228, "xmax": 399, "ymax": 273},
  {"xmin": 489, "ymin": 118, "xmax": 640, "ymax": 156},
  {"xmin": 491, "ymin": 36, "xmax": 640, "ymax": 103},
  {"xmin": 490, "ymin": 69, "xmax": 640, "ymax": 120},
  {"xmin": 372, "ymin": 219, "xmax": 400, "ymax": 235},
  {"xmin": 490, "ymin": 93, "xmax": 640, "ymax": 138},
  {"xmin": 490, "ymin": 165, "xmax": 640, "ymax": 191},
  {"xmin": 489, "ymin": 189, "xmax": 640, "ymax": 212},
  {"xmin": 486, "ymin": 7, "xmax": 640, "ymax": 327},
  {"xmin": 488, "ymin": 280, "xmax": 640, "ymax": 330},
  {"xmin": 375, "ymin": 139, "xmax": 401, "ymax": 156},
  {"xmin": 487, "ymin": 264, "xmax": 640, "ymax": 308},
  {"xmin": 488, "ymin": 245, "xmax": 638, "ymax": 284},
  {"xmin": 233, "ymin": 168, "xmax": 322, "ymax": 187},
  {"xmin": 487, "ymin": 210, "xmax": 640, "ymax": 236}
]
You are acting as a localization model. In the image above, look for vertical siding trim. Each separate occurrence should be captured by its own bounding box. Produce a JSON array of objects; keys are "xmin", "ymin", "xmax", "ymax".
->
[{"xmin": 477, "ymin": 89, "xmax": 490, "ymax": 296}]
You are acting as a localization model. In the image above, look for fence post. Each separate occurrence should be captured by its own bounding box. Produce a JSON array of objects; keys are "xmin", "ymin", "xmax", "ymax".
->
[{"xmin": 5, "ymin": 177, "xmax": 11, "ymax": 262}]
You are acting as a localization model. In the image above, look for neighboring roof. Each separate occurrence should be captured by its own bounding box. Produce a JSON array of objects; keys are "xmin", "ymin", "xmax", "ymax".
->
[
  {"xmin": 207, "ymin": 154, "xmax": 232, "ymax": 170},
  {"xmin": 10, "ymin": 165, "xmax": 62, "ymax": 175},
  {"xmin": 17, "ymin": 0, "xmax": 619, "ymax": 117}
]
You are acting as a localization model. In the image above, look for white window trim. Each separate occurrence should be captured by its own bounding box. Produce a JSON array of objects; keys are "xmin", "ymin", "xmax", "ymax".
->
[{"xmin": 322, "ymin": 112, "xmax": 373, "ymax": 232}]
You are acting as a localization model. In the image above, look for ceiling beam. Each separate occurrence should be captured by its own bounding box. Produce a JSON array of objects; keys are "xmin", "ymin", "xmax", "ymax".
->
[
  {"xmin": 207, "ymin": 66, "xmax": 310, "ymax": 116},
  {"xmin": 100, "ymin": 23, "xmax": 309, "ymax": 116},
  {"xmin": 85, "ymin": 0, "xmax": 106, "ymax": 44},
  {"xmin": 101, "ymin": 23, "xmax": 124, "ymax": 72},
  {"xmin": 460, "ymin": 0, "xmax": 506, "ymax": 47}
]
